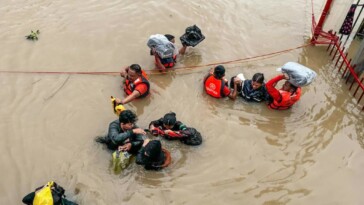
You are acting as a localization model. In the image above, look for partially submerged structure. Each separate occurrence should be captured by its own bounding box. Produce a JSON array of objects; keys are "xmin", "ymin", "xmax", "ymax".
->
[{"xmin": 311, "ymin": 0, "xmax": 364, "ymax": 110}]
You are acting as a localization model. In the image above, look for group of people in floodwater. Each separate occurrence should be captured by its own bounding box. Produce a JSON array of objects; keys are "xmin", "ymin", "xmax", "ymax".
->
[
  {"xmin": 96, "ymin": 34, "xmax": 302, "ymax": 172},
  {"xmin": 22, "ymin": 32, "xmax": 306, "ymax": 205}
]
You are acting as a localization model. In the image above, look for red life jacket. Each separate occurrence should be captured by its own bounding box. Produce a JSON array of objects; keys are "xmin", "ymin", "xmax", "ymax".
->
[
  {"xmin": 268, "ymin": 88, "xmax": 301, "ymax": 110},
  {"xmin": 124, "ymin": 76, "xmax": 150, "ymax": 98},
  {"xmin": 204, "ymin": 74, "xmax": 226, "ymax": 98}
]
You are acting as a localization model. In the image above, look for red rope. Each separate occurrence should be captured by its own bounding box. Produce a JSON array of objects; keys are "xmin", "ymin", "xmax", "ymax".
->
[{"xmin": 0, "ymin": 43, "xmax": 312, "ymax": 76}]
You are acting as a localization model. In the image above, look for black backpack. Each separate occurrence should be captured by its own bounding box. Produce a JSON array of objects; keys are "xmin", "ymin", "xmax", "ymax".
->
[
  {"xmin": 180, "ymin": 25, "xmax": 205, "ymax": 47},
  {"xmin": 179, "ymin": 127, "xmax": 203, "ymax": 146}
]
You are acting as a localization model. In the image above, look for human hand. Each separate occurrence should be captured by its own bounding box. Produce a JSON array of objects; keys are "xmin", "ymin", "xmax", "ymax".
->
[
  {"xmin": 151, "ymin": 128, "xmax": 164, "ymax": 136},
  {"xmin": 115, "ymin": 98, "xmax": 122, "ymax": 104},
  {"xmin": 164, "ymin": 129, "xmax": 173, "ymax": 134},
  {"xmin": 118, "ymin": 143, "xmax": 131, "ymax": 151},
  {"xmin": 132, "ymin": 128, "xmax": 146, "ymax": 135}
]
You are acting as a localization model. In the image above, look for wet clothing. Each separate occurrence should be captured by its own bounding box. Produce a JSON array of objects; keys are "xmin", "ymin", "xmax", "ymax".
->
[
  {"xmin": 155, "ymin": 54, "xmax": 177, "ymax": 68},
  {"xmin": 229, "ymin": 77, "xmax": 268, "ymax": 102},
  {"xmin": 266, "ymin": 75, "xmax": 301, "ymax": 110},
  {"xmin": 204, "ymin": 74, "xmax": 231, "ymax": 98},
  {"xmin": 136, "ymin": 147, "xmax": 168, "ymax": 171},
  {"xmin": 149, "ymin": 118, "xmax": 187, "ymax": 131},
  {"xmin": 104, "ymin": 119, "xmax": 144, "ymax": 154},
  {"xmin": 123, "ymin": 76, "xmax": 150, "ymax": 98}
]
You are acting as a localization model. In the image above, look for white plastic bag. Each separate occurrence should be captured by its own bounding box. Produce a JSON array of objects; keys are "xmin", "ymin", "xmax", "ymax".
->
[
  {"xmin": 278, "ymin": 62, "xmax": 317, "ymax": 87},
  {"xmin": 147, "ymin": 34, "xmax": 175, "ymax": 59}
]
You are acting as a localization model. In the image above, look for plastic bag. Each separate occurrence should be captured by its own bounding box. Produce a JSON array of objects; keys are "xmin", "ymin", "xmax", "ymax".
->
[
  {"xmin": 279, "ymin": 62, "xmax": 317, "ymax": 87},
  {"xmin": 147, "ymin": 34, "xmax": 175, "ymax": 59},
  {"xmin": 111, "ymin": 150, "xmax": 131, "ymax": 174}
]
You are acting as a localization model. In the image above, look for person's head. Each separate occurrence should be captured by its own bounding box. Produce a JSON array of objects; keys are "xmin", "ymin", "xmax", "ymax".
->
[
  {"xmin": 162, "ymin": 112, "xmax": 177, "ymax": 129},
  {"xmin": 251, "ymin": 73, "xmax": 264, "ymax": 90},
  {"xmin": 213, "ymin": 65, "xmax": 225, "ymax": 79},
  {"xmin": 282, "ymin": 81, "xmax": 298, "ymax": 93},
  {"xmin": 127, "ymin": 64, "xmax": 142, "ymax": 81},
  {"xmin": 144, "ymin": 140, "xmax": 162, "ymax": 160},
  {"xmin": 164, "ymin": 34, "xmax": 175, "ymax": 43},
  {"xmin": 119, "ymin": 110, "xmax": 137, "ymax": 131}
]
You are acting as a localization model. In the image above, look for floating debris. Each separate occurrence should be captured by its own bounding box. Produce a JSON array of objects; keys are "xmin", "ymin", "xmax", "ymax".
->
[{"xmin": 25, "ymin": 30, "xmax": 40, "ymax": 41}]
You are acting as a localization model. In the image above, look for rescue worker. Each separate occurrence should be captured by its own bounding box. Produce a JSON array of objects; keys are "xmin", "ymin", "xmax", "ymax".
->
[
  {"xmin": 136, "ymin": 139, "xmax": 171, "ymax": 171},
  {"xmin": 230, "ymin": 73, "xmax": 268, "ymax": 102},
  {"xmin": 96, "ymin": 110, "xmax": 145, "ymax": 154},
  {"xmin": 153, "ymin": 34, "xmax": 188, "ymax": 71},
  {"xmin": 116, "ymin": 64, "xmax": 150, "ymax": 105},
  {"xmin": 22, "ymin": 181, "xmax": 77, "ymax": 205},
  {"xmin": 266, "ymin": 74, "xmax": 301, "ymax": 110},
  {"xmin": 204, "ymin": 65, "xmax": 238, "ymax": 99}
]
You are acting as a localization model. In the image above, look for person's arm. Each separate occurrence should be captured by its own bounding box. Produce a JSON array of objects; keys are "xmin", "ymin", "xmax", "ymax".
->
[
  {"xmin": 130, "ymin": 133, "xmax": 145, "ymax": 150},
  {"xmin": 154, "ymin": 53, "xmax": 166, "ymax": 71},
  {"xmin": 118, "ymin": 127, "xmax": 146, "ymax": 151},
  {"xmin": 108, "ymin": 120, "xmax": 133, "ymax": 145},
  {"xmin": 179, "ymin": 45, "xmax": 188, "ymax": 55},
  {"xmin": 136, "ymin": 139, "xmax": 150, "ymax": 165},
  {"xmin": 229, "ymin": 77, "xmax": 241, "ymax": 100},
  {"xmin": 175, "ymin": 121, "xmax": 187, "ymax": 131},
  {"xmin": 136, "ymin": 147, "xmax": 146, "ymax": 165},
  {"xmin": 121, "ymin": 90, "xmax": 141, "ymax": 105},
  {"xmin": 266, "ymin": 75, "xmax": 285, "ymax": 102}
]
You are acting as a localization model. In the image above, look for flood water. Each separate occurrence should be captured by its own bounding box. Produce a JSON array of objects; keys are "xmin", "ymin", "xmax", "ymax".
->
[{"xmin": 1, "ymin": 0, "xmax": 364, "ymax": 204}]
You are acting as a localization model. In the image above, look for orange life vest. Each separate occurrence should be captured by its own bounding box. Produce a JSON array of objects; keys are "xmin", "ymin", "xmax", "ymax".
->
[
  {"xmin": 124, "ymin": 76, "xmax": 150, "ymax": 98},
  {"xmin": 161, "ymin": 148, "xmax": 171, "ymax": 168},
  {"xmin": 268, "ymin": 88, "xmax": 301, "ymax": 110},
  {"xmin": 204, "ymin": 74, "xmax": 226, "ymax": 98}
]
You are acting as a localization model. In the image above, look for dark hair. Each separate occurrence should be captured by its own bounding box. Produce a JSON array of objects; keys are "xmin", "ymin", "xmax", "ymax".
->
[
  {"xmin": 129, "ymin": 64, "xmax": 142, "ymax": 75},
  {"xmin": 214, "ymin": 65, "xmax": 225, "ymax": 79},
  {"xmin": 119, "ymin": 110, "xmax": 137, "ymax": 124},
  {"xmin": 164, "ymin": 34, "xmax": 175, "ymax": 41},
  {"xmin": 252, "ymin": 73, "xmax": 264, "ymax": 84},
  {"xmin": 144, "ymin": 140, "xmax": 162, "ymax": 160},
  {"xmin": 163, "ymin": 112, "xmax": 177, "ymax": 126}
]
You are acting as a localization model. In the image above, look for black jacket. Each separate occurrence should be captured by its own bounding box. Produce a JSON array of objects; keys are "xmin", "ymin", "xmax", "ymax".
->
[{"xmin": 106, "ymin": 119, "xmax": 144, "ymax": 154}]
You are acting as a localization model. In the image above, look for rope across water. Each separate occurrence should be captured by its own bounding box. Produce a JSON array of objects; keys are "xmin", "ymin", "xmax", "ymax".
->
[{"xmin": 0, "ymin": 43, "xmax": 312, "ymax": 76}]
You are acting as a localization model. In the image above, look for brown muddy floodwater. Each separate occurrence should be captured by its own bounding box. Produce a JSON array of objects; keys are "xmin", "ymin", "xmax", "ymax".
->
[{"xmin": 1, "ymin": 0, "xmax": 364, "ymax": 204}]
